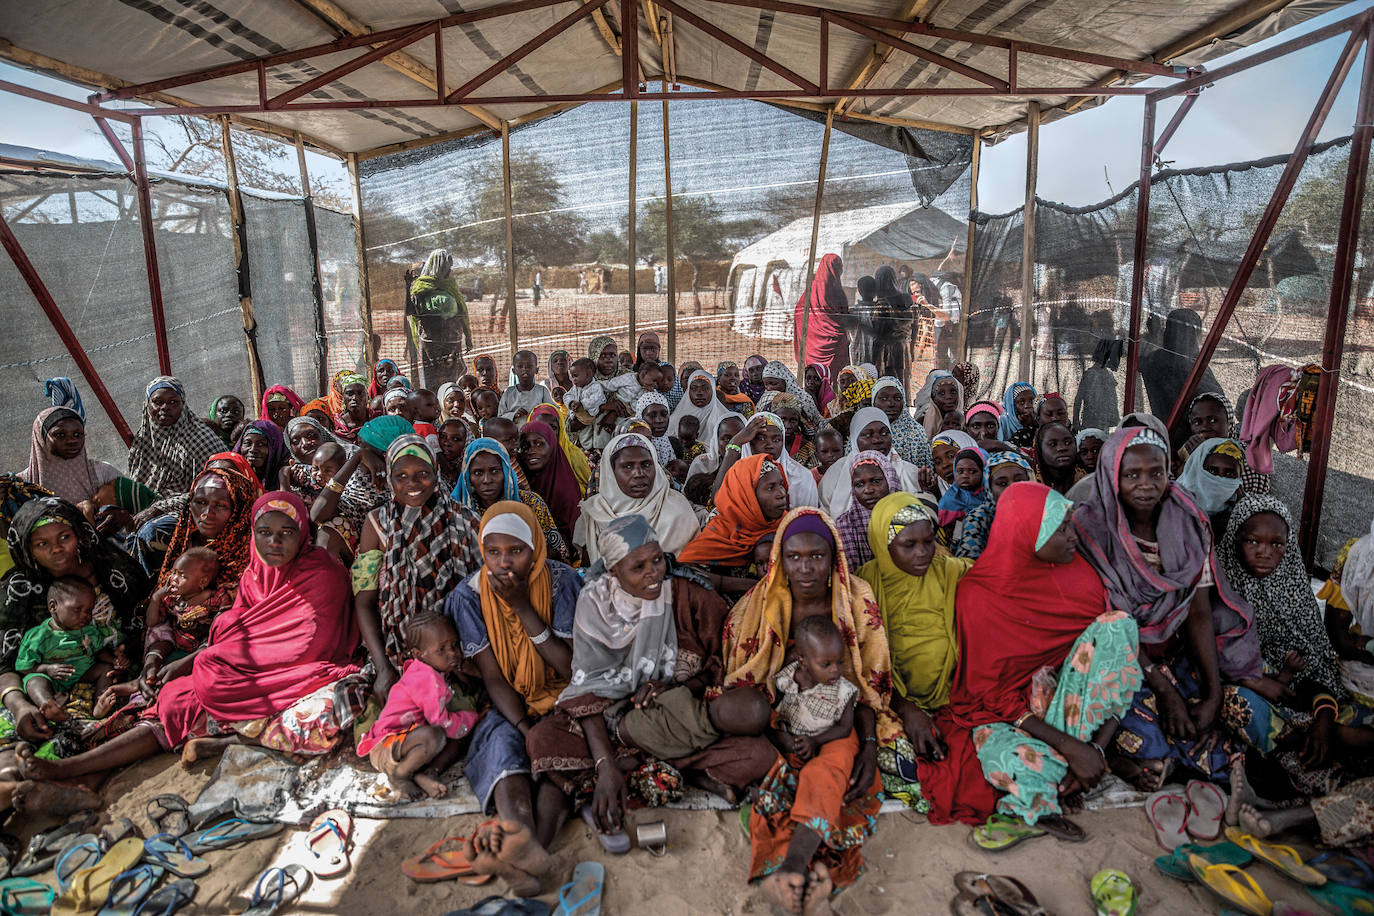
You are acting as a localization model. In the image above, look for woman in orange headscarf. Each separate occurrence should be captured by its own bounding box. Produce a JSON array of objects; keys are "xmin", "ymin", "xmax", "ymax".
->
[
  {"xmin": 793, "ymin": 253, "xmax": 850, "ymax": 386},
  {"xmin": 677, "ymin": 453, "xmax": 789, "ymax": 570}
]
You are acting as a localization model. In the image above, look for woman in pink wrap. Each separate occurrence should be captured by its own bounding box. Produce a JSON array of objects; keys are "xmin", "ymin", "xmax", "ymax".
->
[
  {"xmin": 794, "ymin": 254, "xmax": 850, "ymax": 384},
  {"xmin": 17, "ymin": 491, "xmax": 366, "ymax": 781}
]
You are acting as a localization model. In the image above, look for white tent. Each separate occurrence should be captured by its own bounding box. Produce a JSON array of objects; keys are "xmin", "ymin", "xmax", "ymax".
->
[{"xmin": 728, "ymin": 200, "xmax": 967, "ymax": 339}]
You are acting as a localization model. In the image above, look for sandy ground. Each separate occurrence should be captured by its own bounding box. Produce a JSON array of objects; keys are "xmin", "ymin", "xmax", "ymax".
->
[{"xmin": 11, "ymin": 754, "xmax": 1341, "ymax": 916}]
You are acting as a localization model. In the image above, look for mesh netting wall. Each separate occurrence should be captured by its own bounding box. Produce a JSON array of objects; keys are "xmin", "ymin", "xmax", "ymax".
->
[
  {"xmin": 358, "ymin": 96, "xmax": 972, "ymax": 390},
  {"xmin": 243, "ymin": 193, "xmax": 324, "ymax": 397},
  {"xmin": 316, "ymin": 206, "xmax": 368, "ymax": 379},
  {"xmin": 965, "ymin": 136, "xmax": 1366, "ymax": 569}
]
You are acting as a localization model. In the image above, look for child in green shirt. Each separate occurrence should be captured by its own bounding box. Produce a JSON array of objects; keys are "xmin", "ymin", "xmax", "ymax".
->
[{"xmin": 16, "ymin": 575, "xmax": 124, "ymax": 723}]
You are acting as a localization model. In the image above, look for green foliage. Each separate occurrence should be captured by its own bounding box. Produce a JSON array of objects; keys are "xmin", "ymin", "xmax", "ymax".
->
[
  {"xmin": 632, "ymin": 191, "xmax": 761, "ymax": 286},
  {"xmin": 453, "ymin": 151, "xmax": 587, "ymax": 269}
]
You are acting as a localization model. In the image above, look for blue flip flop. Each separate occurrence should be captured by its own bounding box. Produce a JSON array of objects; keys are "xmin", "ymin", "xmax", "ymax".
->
[
  {"xmin": 243, "ymin": 864, "xmax": 311, "ymax": 916},
  {"xmin": 142, "ymin": 835, "xmax": 209, "ymax": 879},
  {"xmin": 442, "ymin": 896, "xmax": 551, "ymax": 916},
  {"xmin": 54, "ymin": 836, "xmax": 104, "ymax": 891},
  {"xmin": 1311, "ymin": 851, "xmax": 1374, "ymax": 889},
  {"xmin": 187, "ymin": 818, "xmax": 284, "ymax": 855},
  {"xmin": 555, "ymin": 861, "xmax": 605, "ymax": 916},
  {"xmin": 0, "ymin": 877, "xmax": 55, "ymax": 915},
  {"xmin": 132, "ymin": 877, "xmax": 196, "ymax": 916},
  {"xmin": 96, "ymin": 864, "xmax": 165, "ymax": 916}
]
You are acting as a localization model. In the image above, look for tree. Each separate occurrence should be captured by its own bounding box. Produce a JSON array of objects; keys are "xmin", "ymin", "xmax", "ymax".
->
[
  {"xmin": 581, "ymin": 228, "xmax": 627, "ymax": 264},
  {"xmin": 454, "ymin": 151, "xmax": 587, "ymax": 271},
  {"xmin": 634, "ymin": 192, "xmax": 760, "ymax": 312},
  {"xmin": 757, "ymin": 178, "xmax": 880, "ymax": 226}
]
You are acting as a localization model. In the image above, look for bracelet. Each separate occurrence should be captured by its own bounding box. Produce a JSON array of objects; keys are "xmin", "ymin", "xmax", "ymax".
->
[
  {"xmin": 0, "ymin": 686, "xmax": 25, "ymax": 707},
  {"xmin": 530, "ymin": 627, "xmax": 552, "ymax": 645},
  {"xmin": 1089, "ymin": 741, "xmax": 1108, "ymax": 763},
  {"xmin": 1312, "ymin": 699, "xmax": 1339, "ymax": 717},
  {"xmin": 725, "ymin": 443, "xmax": 743, "ymax": 454},
  {"xmin": 594, "ymin": 755, "xmax": 610, "ymax": 770},
  {"xmin": 325, "ymin": 479, "xmax": 346, "ymax": 494},
  {"xmin": 1012, "ymin": 711, "xmax": 1034, "ymax": 730},
  {"xmin": 144, "ymin": 650, "xmax": 165, "ymax": 664},
  {"xmin": 863, "ymin": 735, "xmax": 877, "ymax": 743}
]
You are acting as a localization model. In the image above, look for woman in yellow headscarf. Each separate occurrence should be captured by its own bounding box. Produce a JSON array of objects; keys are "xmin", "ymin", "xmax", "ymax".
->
[{"xmin": 856, "ymin": 492, "xmax": 971, "ymax": 809}]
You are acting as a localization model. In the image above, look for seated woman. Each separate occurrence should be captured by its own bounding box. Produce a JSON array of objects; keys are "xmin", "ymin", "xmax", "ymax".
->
[
  {"xmin": 824, "ymin": 374, "xmax": 874, "ymax": 439},
  {"xmin": 129, "ymin": 453, "xmax": 261, "ymax": 578},
  {"xmin": 18, "ymin": 407, "xmax": 123, "ymax": 516},
  {"xmin": 206, "ymin": 395, "xmax": 245, "ymax": 447},
  {"xmin": 16, "ymin": 491, "xmax": 366, "ymax": 781},
  {"xmin": 1031, "ymin": 421, "xmax": 1082, "ymax": 495},
  {"xmin": 354, "ymin": 436, "xmax": 481, "ymax": 700},
  {"xmin": 284, "ymin": 416, "xmax": 347, "ymax": 470},
  {"xmin": 875, "ymin": 376, "xmax": 934, "ymax": 469},
  {"xmin": 857, "ymin": 494, "xmax": 970, "ymax": 809},
  {"xmin": 259, "ymin": 385, "xmax": 303, "ymax": 431},
  {"xmin": 722, "ymin": 508, "xmax": 898, "ymax": 915},
  {"xmin": 818, "ymin": 407, "xmax": 922, "ymax": 517},
  {"xmin": 1176, "ymin": 392, "xmax": 1269, "ymax": 499},
  {"xmin": 517, "ymin": 422, "xmax": 582, "ymax": 549},
  {"xmin": 1075, "ymin": 427, "xmax": 1258, "ymax": 790},
  {"xmin": 128, "ymin": 377, "xmax": 228, "ymax": 498},
  {"xmin": 756, "ymin": 392, "xmax": 817, "ymax": 470},
  {"xmin": 233, "ymin": 420, "xmax": 289, "ymax": 490},
  {"xmin": 833, "ymin": 451, "xmax": 897, "ymax": 571},
  {"xmin": 1174, "ymin": 437, "xmax": 1247, "ymax": 536},
  {"xmin": 911, "ymin": 370, "xmax": 963, "ymax": 442},
  {"xmin": 918, "ymin": 482, "xmax": 1141, "ymax": 836},
  {"xmin": 954, "ymin": 451, "xmax": 1031, "ymax": 560},
  {"xmin": 447, "ymin": 502, "xmax": 578, "ymax": 884},
  {"xmin": 678, "ymin": 453, "xmax": 789, "ymax": 586},
  {"xmin": 716, "ymin": 413, "xmax": 819, "ymax": 508},
  {"xmin": 525, "ymin": 515, "xmax": 776, "ymax": 847},
  {"xmin": 452, "ymin": 437, "xmax": 570, "ymax": 564},
  {"xmin": 527, "ymin": 404, "xmax": 591, "ymax": 496},
  {"xmin": 331, "ymin": 371, "xmax": 374, "ymax": 443},
  {"xmin": 576, "ymin": 433, "xmax": 700, "ymax": 566}
]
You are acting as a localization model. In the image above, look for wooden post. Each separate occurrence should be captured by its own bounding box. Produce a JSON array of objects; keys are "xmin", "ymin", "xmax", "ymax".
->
[
  {"xmin": 131, "ymin": 118, "xmax": 171, "ymax": 376},
  {"xmin": 662, "ymin": 98, "xmax": 676, "ymax": 363},
  {"xmin": 957, "ymin": 134, "xmax": 980, "ymax": 367},
  {"xmin": 1123, "ymin": 98, "xmax": 1155, "ymax": 415},
  {"xmin": 1018, "ymin": 102, "xmax": 1040, "ymax": 384},
  {"xmin": 220, "ymin": 118, "xmax": 266, "ymax": 404},
  {"xmin": 628, "ymin": 100, "xmax": 638, "ymax": 343},
  {"xmin": 347, "ymin": 152, "xmax": 376, "ymax": 368},
  {"xmin": 502, "ymin": 121, "xmax": 520, "ymax": 360},
  {"xmin": 295, "ymin": 134, "xmax": 329, "ymax": 392},
  {"xmin": 798, "ymin": 108, "xmax": 833, "ymax": 376}
]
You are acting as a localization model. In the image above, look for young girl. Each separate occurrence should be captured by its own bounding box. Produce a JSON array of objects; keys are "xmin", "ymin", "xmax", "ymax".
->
[
  {"xmin": 17, "ymin": 576, "xmax": 125, "ymax": 722},
  {"xmin": 357, "ymin": 613, "xmax": 478, "ymax": 799},
  {"xmin": 771, "ymin": 615, "xmax": 858, "ymax": 763},
  {"xmin": 834, "ymin": 452, "xmax": 896, "ymax": 572}
]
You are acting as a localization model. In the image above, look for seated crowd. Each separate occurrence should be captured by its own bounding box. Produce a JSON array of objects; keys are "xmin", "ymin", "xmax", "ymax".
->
[{"xmin": 2, "ymin": 323, "xmax": 1373, "ymax": 915}]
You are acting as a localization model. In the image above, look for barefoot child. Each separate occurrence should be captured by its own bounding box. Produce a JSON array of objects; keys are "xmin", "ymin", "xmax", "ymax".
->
[
  {"xmin": 357, "ymin": 613, "xmax": 478, "ymax": 799},
  {"xmin": 771, "ymin": 616, "xmax": 858, "ymax": 764},
  {"xmin": 17, "ymin": 576, "xmax": 125, "ymax": 722},
  {"xmin": 139, "ymin": 547, "xmax": 223, "ymax": 698}
]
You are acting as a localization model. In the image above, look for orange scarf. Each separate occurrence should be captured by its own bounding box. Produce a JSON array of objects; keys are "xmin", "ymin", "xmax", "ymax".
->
[
  {"xmin": 477, "ymin": 501, "xmax": 562, "ymax": 716},
  {"xmin": 678, "ymin": 453, "xmax": 783, "ymax": 566}
]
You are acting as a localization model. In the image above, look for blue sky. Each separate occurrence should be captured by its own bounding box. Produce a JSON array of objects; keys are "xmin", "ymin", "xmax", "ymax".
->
[{"xmin": 0, "ymin": 0, "xmax": 1370, "ymax": 216}]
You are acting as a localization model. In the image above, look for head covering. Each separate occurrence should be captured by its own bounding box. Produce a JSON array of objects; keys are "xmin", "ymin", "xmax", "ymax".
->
[
  {"xmin": 633, "ymin": 391, "xmax": 677, "ymax": 467},
  {"xmin": 1218, "ymin": 495, "xmax": 1342, "ymax": 699},
  {"xmin": 127, "ymin": 376, "xmax": 228, "ymax": 498},
  {"xmin": 838, "ymin": 376, "xmax": 875, "ymax": 413},
  {"xmin": 233, "ymin": 420, "xmax": 289, "ymax": 488},
  {"xmin": 687, "ymin": 410, "xmax": 746, "ymax": 479},
  {"xmin": 912, "ymin": 370, "xmax": 965, "ymax": 440},
  {"xmin": 1121, "ymin": 411, "xmax": 1169, "ymax": 443},
  {"xmin": 807, "ymin": 363, "xmax": 836, "ymax": 413},
  {"xmin": 436, "ymin": 381, "xmax": 464, "ymax": 421},
  {"xmin": 793, "ymin": 253, "xmax": 849, "ymax": 374},
  {"xmin": 327, "ymin": 369, "xmax": 366, "ymax": 417},
  {"xmin": 20, "ymin": 407, "xmax": 119, "ymax": 505},
  {"xmin": 873, "ymin": 265, "xmax": 912, "ymax": 306},
  {"xmin": 374, "ymin": 434, "xmax": 481, "ymax": 667},
  {"xmin": 528, "ymin": 404, "xmax": 591, "ymax": 494},
  {"xmin": 857, "ymin": 493, "xmax": 962, "ymax": 708},
  {"xmin": 932, "ymin": 430, "xmax": 978, "ymax": 454},
  {"xmin": 299, "ymin": 396, "xmax": 332, "ymax": 419},
  {"xmin": 1076, "ymin": 428, "xmax": 1108, "ymax": 448},
  {"xmin": 721, "ymin": 506, "xmax": 901, "ymax": 744},
  {"xmin": 1174, "ymin": 437, "xmax": 1244, "ymax": 516},
  {"xmin": 519, "ymin": 421, "xmax": 581, "ymax": 536},
  {"xmin": 594, "ymin": 513, "xmax": 660, "ymax": 574},
  {"xmin": 668, "ymin": 369, "xmax": 730, "ymax": 439},
  {"xmin": 834, "ymin": 450, "xmax": 898, "ymax": 571},
  {"xmin": 589, "ymin": 335, "xmax": 627, "ymax": 380},
  {"xmin": 477, "ymin": 500, "xmax": 563, "ymax": 715},
  {"xmin": 874, "ymin": 376, "xmax": 934, "ymax": 468},
  {"xmin": 452, "ymin": 437, "xmax": 520, "ymax": 513},
  {"xmin": 283, "ymin": 415, "xmax": 346, "ymax": 459},
  {"xmin": 761, "ymin": 361, "xmax": 824, "ymax": 431},
  {"xmin": 368, "ymin": 359, "xmax": 400, "ymax": 398},
  {"xmin": 359, "ymin": 415, "xmax": 416, "ymax": 452},
  {"xmin": 998, "ymin": 382, "xmax": 1037, "ymax": 439},
  {"xmin": 576, "ymin": 433, "xmax": 700, "ymax": 563},
  {"xmin": 206, "ymin": 451, "xmax": 262, "ymax": 490},
  {"xmin": 937, "ymin": 446, "xmax": 988, "ymax": 524},
  {"xmin": 45, "ymin": 377, "xmax": 85, "ymax": 423},
  {"xmin": 677, "ymin": 453, "xmax": 784, "ymax": 566},
  {"xmin": 157, "ymin": 466, "xmax": 258, "ymax": 595},
  {"xmin": 259, "ymin": 385, "xmax": 304, "ymax": 423},
  {"xmin": 964, "ymin": 400, "xmax": 1003, "ymax": 425},
  {"xmin": 739, "ymin": 411, "xmax": 821, "ymax": 509},
  {"xmin": 383, "ymin": 388, "xmax": 409, "ymax": 410},
  {"xmin": 950, "ymin": 362, "xmax": 980, "ymax": 399}
]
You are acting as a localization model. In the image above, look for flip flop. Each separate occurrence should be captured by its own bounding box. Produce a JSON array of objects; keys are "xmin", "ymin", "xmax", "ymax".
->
[
  {"xmin": 953, "ymin": 872, "xmax": 1047, "ymax": 915},
  {"xmin": 580, "ymin": 806, "xmax": 630, "ymax": 855},
  {"xmin": 54, "ymin": 835, "xmax": 104, "ymax": 891},
  {"xmin": 0, "ymin": 834, "xmax": 19, "ymax": 881},
  {"xmin": 970, "ymin": 815, "xmax": 1046, "ymax": 853},
  {"xmin": 555, "ymin": 861, "xmax": 605, "ymax": 916},
  {"xmin": 443, "ymin": 896, "xmax": 552, "ymax": 916},
  {"xmin": 187, "ymin": 818, "xmax": 284, "ymax": 854},
  {"xmin": 95, "ymin": 864, "xmax": 165, "ymax": 916},
  {"xmin": 1185, "ymin": 854, "xmax": 1274, "ymax": 916},
  {"xmin": 132, "ymin": 877, "xmax": 197, "ymax": 916},
  {"xmin": 243, "ymin": 864, "xmax": 311, "ymax": 916},
  {"xmin": 400, "ymin": 836, "xmax": 492, "ymax": 885},
  {"xmin": 1225, "ymin": 827, "xmax": 1327, "ymax": 887},
  {"xmin": 142, "ymin": 834, "xmax": 209, "ymax": 879},
  {"xmin": 1037, "ymin": 814, "xmax": 1086, "ymax": 843},
  {"xmin": 1154, "ymin": 841, "xmax": 1253, "ymax": 881},
  {"xmin": 51, "ymin": 837, "xmax": 146, "ymax": 916},
  {"xmin": 145, "ymin": 795, "xmax": 191, "ymax": 838},
  {"xmin": 0, "ymin": 877, "xmax": 54, "ymax": 915},
  {"xmin": 1146, "ymin": 790, "xmax": 1189, "ymax": 852},
  {"xmin": 1311, "ymin": 851, "xmax": 1374, "ymax": 889},
  {"xmin": 1090, "ymin": 869, "xmax": 1137, "ymax": 916},
  {"xmin": 11, "ymin": 815, "xmax": 97, "ymax": 877},
  {"xmin": 1307, "ymin": 882, "xmax": 1374, "ymax": 915},
  {"xmin": 950, "ymin": 891, "xmax": 1021, "ymax": 916},
  {"xmin": 1185, "ymin": 780, "xmax": 1227, "ymax": 840},
  {"xmin": 303, "ymin": 809, "xmax": 351, "ymax": 878},
  {"xmin": 738, "ymin": 802, "xmax": 751, "ymax": 837}
]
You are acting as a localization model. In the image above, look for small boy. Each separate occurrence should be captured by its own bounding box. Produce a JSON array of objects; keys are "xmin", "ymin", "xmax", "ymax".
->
[
  {"xmin": 472, "ymin": 388, "xmax": 501, "ymax": 422},
  {"xmin": 458, "ymin": 373, "xmax": 480, "ymax": 395},
  {"xmin": 813, "ymin": 427, "xmax": 845, "ymax": 483},
  {"xmin": 357, "ymin": 613, "xmax": 478, "ymax": 799},
  {"xmin": 17, "ymin": 576, "xmax": 125, "ymax": 722},
  {"xmin": 675, "ymin": 414, "xmax": 704, "ymax": 463},
  {"xmin": 1076, "ymin": 429, "xmax": 1106, "ymax": 474},
  {"xmin": 499, "ymin": 350, "xmax": 552, "ymax": 421},
  {"xmin": 772, "ymin": 615, "xmax": 858, "ymax": 762},
  {"xmin": 138, "ymin": 547, "xmax": 222, "ymax": 702}
]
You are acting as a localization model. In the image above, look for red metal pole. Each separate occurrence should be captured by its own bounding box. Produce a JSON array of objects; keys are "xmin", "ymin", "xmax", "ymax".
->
[
  {"xmin": 1165, "ymin": 27, "xmax": 1364, "ymax": 433},
  {"xmin": 1299, "ymin": 21, "xmax": 1374, "ymax": 568},
  {"xmin": 1123, "ymin": 96, "xmax": 1154, "ymax": 415},
  {"xmin": 91, "ymin": 115, "xmax": 134, "ymax": 173},
  {"xmin": 0, "ymin": 211, "xmax": 134, "ymax": 444},
  {"xmin": 1153, "ymin": 90, "xmax": 1198, "ymax": 157},
  {"xmin": 131, "ymin": 119, "xmax": 172, "ymax": 377}
]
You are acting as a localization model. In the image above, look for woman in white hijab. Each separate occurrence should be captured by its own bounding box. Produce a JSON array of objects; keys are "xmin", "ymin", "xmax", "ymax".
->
[
  {"xmin": 667, "ymin": 369, "xmax": 729, "ymax": 438},
  {"xmin": 818, "ymin": 406, "xmax": 923, "ymax": 516},
  {"xmin": 686, "ymin": 411, "xmax": 745, "ymax": 481},
  {"xmin": 732, "ymin": 411, "xmax": 820, "ymax": 508},
  {"xmin": 911, "ymin": 369, "xmax": 965, "ymax": 440},
  {"xmin": 576, "ymin": 432, "xmax": 701, "ymax": 564}
]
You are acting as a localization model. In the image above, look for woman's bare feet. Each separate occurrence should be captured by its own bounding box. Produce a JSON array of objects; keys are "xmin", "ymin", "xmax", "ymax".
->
[
  {"xmin": 413, "ymin": 773, "xmax": 448, "ymax": 799},
  {"xmin": 1110, "ymin": 756, "xmax": 1170, "ymax": 792},
  {"xmin": 11, "ymin": 779, "xmax": 102, "ymax": 817},
  {"xmin": 180, "ymin": 735, "xmax": 235, "ymax": 769},
  {"xmin": 1239, "ymin": 802, "xmax": 1315, "ymax": 838},
  {"xmin": 688, "ymin": 772, "xmax": 738, "ymax": 805},
  {"xmin": 465, "ymin": 822, "xmax": 541, "ymax": 896},
  {"xmin": 493, "ymin": 820, "xmax": 553, "ymax": 880},
  {"xmin": 1238, "ymin": 802, "xmax": 1275, "ymax": 837},
  {"xmin": 14, "ymin": 744, "xmax": 62, "ymax": 781},
  {"xmin": 760, "ymin": 869, "xmax": 807, "ymax": 915},
  {"xmin": 1225, "ymin": 761, "xmax": 1274, "ymax": 826},
  {"xmin": 802, "ymin": 864, "xmax": 835, "ymax": 916}
]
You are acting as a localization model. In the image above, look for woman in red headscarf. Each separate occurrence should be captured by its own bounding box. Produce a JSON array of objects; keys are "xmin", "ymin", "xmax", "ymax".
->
[{"xmin": 793, "ymin": 254, "xmax": 850, "ymax": 385}]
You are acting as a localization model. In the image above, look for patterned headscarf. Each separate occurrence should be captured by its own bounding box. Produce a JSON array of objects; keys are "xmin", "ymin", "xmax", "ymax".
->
[
  {"xmin": 21, "ymin": 407, "xmax": 119, "ymax": 505},
  {"xmin": 998, "ymin": 382, "xmax": 1037, "ymax": 440},
  {"xmin": 874, "ymin": 377, "xmax": 933, "ymax": 469},
  {"xmin": 633, "ymin": 391, "xmax": 676, "ymax": 467},
  {"xmin": 157, "ymin": 467, "xmax": 258, "ymax": 596},
  {"xmin": 589, "ymin": 335, "xmax": 626, "ymax": 380},
  {"xmin": 45, "ymin": 377, "xmax": 85, "ymax": 423},
  {"xmin": 839, "ymin": 376, "xmax": 875, "ymax": 413},
  {"xmin": 950, "ymin": 362, "xmax": 980, "ymax": 399},
  {"xmin": 761, "ymin": 361, "xmax": 824, "ymax": 431},
  {"xmin": 128, "ymin": 376, "xmax": 227, "ymax": 498},
  {"xmin": 834, "ymin": 450, "xmax": 899, "ymax": 572},
  {"xmin": 451, "ymin": 438, "xmax": 520, "ymax": 511},
  {"xmin": 234, "ymin": 420, "xmax": 290, "ymax": 489}
]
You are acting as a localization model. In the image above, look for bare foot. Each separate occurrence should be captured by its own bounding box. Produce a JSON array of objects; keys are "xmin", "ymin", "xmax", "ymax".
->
[
  {"xmin": 14, "ymin": 744, "xmax": 62, "ymax": 781},
  {"xmin": 1112, "ymin": 756, "xmax": 1169, "ymax": 792},
  {"xmin": 465, "ymin": 823, "xmax": 541, "ymax": 897},
  {"xmin": 1238, "ymin": 803, "xmax": 1276, "ymax": 838},
  {"xmin": 180, "ymin": 736, "xmax": 233, "ymax": 770},
  {"xmin": 413, "ymin": 773, "xmax": 448, "ymax": 799},
  {"xmin": 390, "ymin": 776, "xmax": 423, "ymax": 799},
  {"xmin": 689, "ymin": 772, "xmax": 738, "ymax": 805},
  {"xmin": 11, "ymin": 779, "xmax": 102, "ymax": 817},
  {"xmin": 760, "ymin": 870, "xmax": 806, "ymax": 915},
  {"xmin": 802, "ymin": 864, "xmax": 835, "ymax": 916},
  {"xmin": 39, "ymin": 698, "xmax": 69, "ymax": 723},
  {"xmin": 1225, "ymin": 761, "xmax": 1274, "ymax": 826},
  {"xmin": 492, "ymin": 819, "xmax": 553, "ymax": 879}
]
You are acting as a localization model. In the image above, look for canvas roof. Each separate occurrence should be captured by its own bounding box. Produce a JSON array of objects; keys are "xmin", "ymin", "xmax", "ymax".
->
[
  {"xmin": 732, "ymin": 199, "xmax": 966, "ymax": 270},
  {"xmin": 0, "ymin": 0, "xmax": 1354, "ymax": 157}
]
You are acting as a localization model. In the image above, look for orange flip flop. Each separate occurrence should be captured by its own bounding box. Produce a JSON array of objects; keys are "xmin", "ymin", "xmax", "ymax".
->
[{"xmin": 401, "ymin": 836, "xmax": 493, "ymax": 885}]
